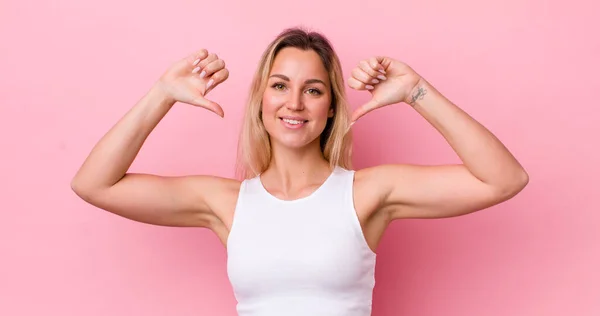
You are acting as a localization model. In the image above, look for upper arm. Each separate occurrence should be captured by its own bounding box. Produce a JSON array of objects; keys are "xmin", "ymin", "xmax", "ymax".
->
[
  {"xmin": 359, "ymin": 164, "xmax": 527, "ymax": 220},
  {"xmin": 71, "ymin": 173, "xmax": 239, "ymax": 228}
]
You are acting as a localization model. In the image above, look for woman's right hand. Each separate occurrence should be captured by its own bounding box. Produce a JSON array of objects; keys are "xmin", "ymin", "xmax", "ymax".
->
[{"xmin": 155, "ymin": 49, "xmax": 229, "ymax": 117}]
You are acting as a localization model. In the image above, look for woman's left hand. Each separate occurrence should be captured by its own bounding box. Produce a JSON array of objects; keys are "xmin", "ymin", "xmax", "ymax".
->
[{"xmin": 347, "ymin": 56, "xmax": 423, "ymax": 122}]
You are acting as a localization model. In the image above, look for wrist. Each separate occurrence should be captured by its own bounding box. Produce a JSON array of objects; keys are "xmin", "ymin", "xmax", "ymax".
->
[
  {"xmin": 149, "ymin": 81, "xmax": 177, "ymax": 108},
  {"xmin": 406, "ymin": 77, "xmax": 428, "ymax": 107}
]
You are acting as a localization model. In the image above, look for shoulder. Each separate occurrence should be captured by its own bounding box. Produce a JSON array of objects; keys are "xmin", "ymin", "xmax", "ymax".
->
[
  {"xmin": 352, "ymin": 164, "xmax": 412, "ymax": 213},
  {"xmin": 183, "ymin": 174, "xmax": 241, "ymax": 196},
  {"xmin": 183, "ymin": 175, "xmax": 242, "ymax": 222},
  {"xmin": 354, "ymin": 164, "xmax": 399, "ymax": 191},
  {"xmin": 354, "ymin": 164, "xmax": 415, "ymax": 188},
  {"xmin": 353, "ymin": 165, "xmax": 387, "ymax": 192},
  {"xmin": 195, "ymin": 175, "xmax": 242, "ymax": 204}
]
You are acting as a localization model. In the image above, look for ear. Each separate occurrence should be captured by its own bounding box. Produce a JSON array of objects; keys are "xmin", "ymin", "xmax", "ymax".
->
[{"xmin": 328, "ymin": 107, "xmax": 334, "ymax": 118}]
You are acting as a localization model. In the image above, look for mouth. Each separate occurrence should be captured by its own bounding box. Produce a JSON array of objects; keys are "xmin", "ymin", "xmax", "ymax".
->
[{"xmin": 279, "ymin": 117, "xmax": 308, "ymax": 128}]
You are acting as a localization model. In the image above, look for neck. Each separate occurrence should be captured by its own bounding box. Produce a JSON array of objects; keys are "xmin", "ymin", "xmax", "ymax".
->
[{"xmin": 263, "ymin": 138, "xmax": 332, "ymax": 191}]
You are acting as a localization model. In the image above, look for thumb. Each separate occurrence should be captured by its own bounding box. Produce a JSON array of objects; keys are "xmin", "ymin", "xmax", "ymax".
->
[
  {"xmin": 191, "ymin": 96, "xmax": 225, "ymax": 118},
  {"xmin": 351, "ymin": 99, "xmax": 379, "ymax": 123}
]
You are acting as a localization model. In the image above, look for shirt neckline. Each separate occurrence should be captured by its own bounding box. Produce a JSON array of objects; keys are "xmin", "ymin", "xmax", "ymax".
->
[{"xmin": 257, "ymin": 166, "xmax": 340, "ymax": 204}]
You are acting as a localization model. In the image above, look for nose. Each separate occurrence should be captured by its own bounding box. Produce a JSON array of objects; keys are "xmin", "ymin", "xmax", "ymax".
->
[{"xmin": 285, "ymin": 88, "xmax": 304, "ymax": 111}]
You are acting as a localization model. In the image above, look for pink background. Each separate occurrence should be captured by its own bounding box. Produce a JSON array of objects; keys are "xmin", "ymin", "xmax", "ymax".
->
[{"xmin": 1, "ymin": 0, "xmax": 598, "ymax": 315}]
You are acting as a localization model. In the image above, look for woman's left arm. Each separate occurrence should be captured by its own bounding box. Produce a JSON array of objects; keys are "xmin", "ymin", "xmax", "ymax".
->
[{"xmin": 349, "ymin": 57, "xmax": 529, "ymax": 219}]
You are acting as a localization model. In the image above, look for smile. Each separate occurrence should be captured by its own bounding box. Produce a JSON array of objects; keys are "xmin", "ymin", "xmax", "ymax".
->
[{"xmin": 280, "ymin": 117, "xmax": 308, "ymax": 129}]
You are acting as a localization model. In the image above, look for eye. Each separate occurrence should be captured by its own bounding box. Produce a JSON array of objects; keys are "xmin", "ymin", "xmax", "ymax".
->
[
  {"xmin": 306, "ymin": 88, "xmax": 322, "ymax": 95},
  {"xmin": 272, "ymin": 83, "xmax": 286, "ymax": 91}
]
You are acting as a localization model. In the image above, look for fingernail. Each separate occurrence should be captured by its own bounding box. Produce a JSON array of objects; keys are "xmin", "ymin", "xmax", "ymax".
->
[
  {"xmin": 365, "ymin": 85, "xmax": 374, "ymax": 90},
  {"xmin": 378, "ymin": 69, "xmax": 386, "ymax": 74},
  {"xmin": 206, "ymin": 79, "xmax": 214, "ymax": 89},
  {"xmin": 371, "ymin": 79, "xmax": 379, "ymax": 84},
  {"xmin": 192, "ymin": 66, "xmax": 200, "ymax": 73},
  {"xmin": 377, "ymin": 75, "xmax": 386, "ymax": 80},
  {"xmin": 199, "ymin": 70, "xmax": 206, "ymax": 78},
  {"xmin": 193, "ymin": 59, "xmax": 200, "ymax": 66}
]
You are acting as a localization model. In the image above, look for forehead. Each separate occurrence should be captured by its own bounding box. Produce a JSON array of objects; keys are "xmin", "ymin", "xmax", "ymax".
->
[{"xmin": 269, "ymin": 47, "xmax": 329, "ymax": 80}]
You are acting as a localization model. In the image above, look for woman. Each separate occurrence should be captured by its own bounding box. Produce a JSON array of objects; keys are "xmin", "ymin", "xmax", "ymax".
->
[{"xmin": 71, "ymin": 28, "xmax": 529, "ymax": 315}]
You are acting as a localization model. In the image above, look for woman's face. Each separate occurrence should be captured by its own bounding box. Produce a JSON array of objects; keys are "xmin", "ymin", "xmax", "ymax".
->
[{"xmin": 262, "ymin": 47, "xmax": 333, "ymax": 149}]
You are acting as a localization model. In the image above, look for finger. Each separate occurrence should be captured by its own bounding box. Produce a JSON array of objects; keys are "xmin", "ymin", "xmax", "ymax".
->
[
  {"xmin": 368, "ymin": 57, "xmax": 387, "ymax": 73},
  {"xmin": 204, "ymin": 68, "xmax": 230, "ymax": 95},
  {"xmin": 359, "ymin": 60, "xmax": 387, "ymax": 81},
  {"xmin": 187, "ymin": 49, "xmax": 209, "ymax": 67},
  {"xmin": 191, "ymin": 96, "xmax": 225, "ymax": 118},
  {"xmin": 358, "ymin": 60, "xmax": 379, "ymax": 78},
  {"xmin": 368, "ymin": 56, "xmax": 389, "ymax": 74},
  {"xmin": 202, "ymin": 58, "xmax": 226, "ymax": 78},
  {"xmin": 193, "ymin": 53, "xmax": 219, "ymax": 77},
  {"xmin": 347, "ymin": 76, "xmax": 374, "ymax": 91},
  {"xmin": 351, "ymin": 99, "xmax": 379, "ymax": 123},
  {"xmin": 351, "ymin": 68, "xmax": 378, "ymax": 86}
]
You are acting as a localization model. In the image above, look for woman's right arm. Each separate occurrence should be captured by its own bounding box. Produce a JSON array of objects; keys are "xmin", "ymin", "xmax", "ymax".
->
[{"xmin": 70, "ymin": 49, "xmax": 234, "ymax": 228}]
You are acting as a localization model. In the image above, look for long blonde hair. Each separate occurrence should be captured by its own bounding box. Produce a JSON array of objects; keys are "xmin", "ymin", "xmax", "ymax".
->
[{"xmin": 235, "ymin": 27, "xmax": 353, "ymax": 179}]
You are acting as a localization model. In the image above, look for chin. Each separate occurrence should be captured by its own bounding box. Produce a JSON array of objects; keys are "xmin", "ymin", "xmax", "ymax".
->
[
  {"xmin": 268, "ymin": 131, "xmax": 318, "ymax": 149},
  {"xmin": 264, "ymin": 122, "xmax": 322, "ymax": 150}
]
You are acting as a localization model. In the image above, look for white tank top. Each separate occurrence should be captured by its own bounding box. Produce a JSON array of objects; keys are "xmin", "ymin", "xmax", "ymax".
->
[{"xmin": 226, "ymin": 166, "xmax": 377, "ymax": 316}]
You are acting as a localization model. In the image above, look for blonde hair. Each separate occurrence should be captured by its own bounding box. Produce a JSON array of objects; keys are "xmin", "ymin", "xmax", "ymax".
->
[{"xmin": 235, "ymin": 27, "xmax": 353, "ymax": 179}]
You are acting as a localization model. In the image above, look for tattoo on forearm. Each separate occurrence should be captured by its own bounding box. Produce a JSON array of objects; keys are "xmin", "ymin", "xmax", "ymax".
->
[{"xmin": 409, "ymin": 86, "xmax": 427, "ymax": 106}]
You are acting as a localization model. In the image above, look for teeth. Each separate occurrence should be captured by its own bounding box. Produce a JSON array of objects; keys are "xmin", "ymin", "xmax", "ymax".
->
[{"xmin": 283, "ymin": 119, "xmax": 304, "ymax": 125}]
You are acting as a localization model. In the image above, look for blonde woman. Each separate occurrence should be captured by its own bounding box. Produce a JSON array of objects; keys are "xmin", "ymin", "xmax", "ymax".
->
[{"xmin": 71, "ymin": 27, "xmax": 528, "ymax": 315}]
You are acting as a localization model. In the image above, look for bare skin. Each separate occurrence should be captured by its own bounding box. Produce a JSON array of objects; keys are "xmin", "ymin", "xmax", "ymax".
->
[{"xmin": 71, "ymin": 47, "xmax": 528, "ymax": 254}]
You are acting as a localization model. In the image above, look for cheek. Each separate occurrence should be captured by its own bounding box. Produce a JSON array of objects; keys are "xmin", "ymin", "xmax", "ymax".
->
[
  {"xmin": 262, "ymin": 91, "xmax": 284, "ymax": 114},
  {"xmin": 313, "ymin": 99, "xmax": 333, "ymax": 119}
]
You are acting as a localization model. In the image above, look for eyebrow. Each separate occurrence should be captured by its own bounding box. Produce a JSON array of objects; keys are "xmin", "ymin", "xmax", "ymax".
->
[{"xmin": 269, "ymin": 74, "xmax": 327, "ymax": 86}]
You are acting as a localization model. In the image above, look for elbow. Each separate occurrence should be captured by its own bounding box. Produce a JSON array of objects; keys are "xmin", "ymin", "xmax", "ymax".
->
[
  {"xmin": 515, "ymin": 168, "xmax": 530, "ymax": 192},
  {"xmin": 71, "ymin": 172, "xmax": 120, "ymax": 204},
  {"xmin": 520, "ymin": 169, "xmax": 530, "ymax": 188},
  {"xmin": 70, "ymin": 176, "xmax": 102, "ymax": 203},
  {"xmin": 70, "ymin": 177, "xmax": 90, "ymax": 201},
  {"xmin": 70, "ymin": 172, "xmax": 87, "ymax": 195},
  {"xmin": 497, "ymin": 169, "xmax": 529, "ymax": 200},
  {"xmin": 70, "ymin": 176, "xmax": 81, "ymax": 194}
]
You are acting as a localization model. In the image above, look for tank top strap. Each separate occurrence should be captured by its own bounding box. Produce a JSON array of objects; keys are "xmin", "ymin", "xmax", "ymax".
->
[
  {"xmin": 325, "ymin": 166, "xmax": 356, "ymax": 205},
  {"xmin": 328, "ymin": 167, "xmax": 373, "ymax": 254}
]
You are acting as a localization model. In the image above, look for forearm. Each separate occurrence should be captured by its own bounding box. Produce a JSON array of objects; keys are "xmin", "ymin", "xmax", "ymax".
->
[
  {"xmin": 71, "ymin": 85, "xmax": 175, "ymax": 191},
  {"xmin": 408, "ymin": 78, "xmax": 528, "ymax": 190}
]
